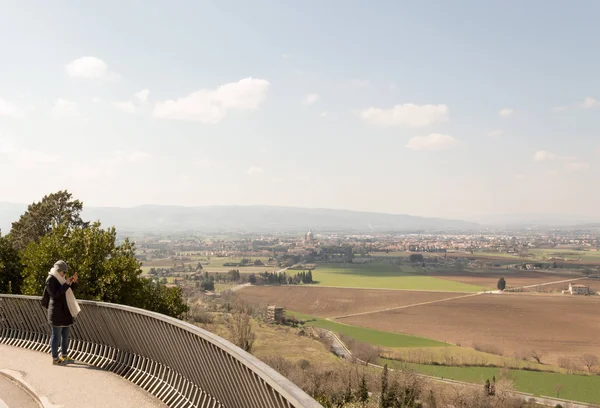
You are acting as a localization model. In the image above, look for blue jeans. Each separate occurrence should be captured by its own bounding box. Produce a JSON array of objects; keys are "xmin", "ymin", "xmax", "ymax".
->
[{"xmin": 50, "ymin": 326, "xmax": 70, "ymax": 359}]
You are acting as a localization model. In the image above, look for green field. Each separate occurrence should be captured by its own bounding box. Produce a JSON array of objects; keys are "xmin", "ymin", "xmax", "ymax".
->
[
  {"xmin": 312, "ymin": 264, "xmax": 485, "ymax": 292},
  {"xmin": 289, "ymin": 311, "xmax": 447, "ymax": 348},
  {"xmin": 384, "ymin": 359, "xmax": 600, "ymax": 404}
]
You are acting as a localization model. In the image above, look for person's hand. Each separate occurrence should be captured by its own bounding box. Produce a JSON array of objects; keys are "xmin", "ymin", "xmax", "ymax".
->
[
  {"xmin": 72, "ymin": 272, "xmax": 78, "ymax": 283},
  {"xmin": 66, "ymin": 277, "xmax": 73, "ymax": 285}
]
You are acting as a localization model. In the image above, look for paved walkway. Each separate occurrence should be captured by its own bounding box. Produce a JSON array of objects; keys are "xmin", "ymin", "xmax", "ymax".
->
[
  {"xmin": 0, "ymin": 345, "xmax": 164, "ymax": 408},
  {"xmin": 0, "ymin": 373, "xmax": 39, "ymax": 408}
]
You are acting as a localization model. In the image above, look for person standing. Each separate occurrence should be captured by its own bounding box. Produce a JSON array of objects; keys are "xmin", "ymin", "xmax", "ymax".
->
[{"xmin": 46, "ymin": 260, "xmax": 81, "ymax": 365}]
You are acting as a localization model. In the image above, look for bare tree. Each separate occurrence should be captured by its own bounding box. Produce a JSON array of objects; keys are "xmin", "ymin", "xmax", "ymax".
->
[
  {"xmin": 555, "ymin": 383, "xmax": 563, "ymax": 398},
  {"xmin": 530, "ymin": 350, "xmax": 544, "ymax": 364},
  {"xmin": 557, "ymin": 357, "xmax": 572, "ymax": 371},
  {"xmin": 229, "ymin": 312, "xmax": 256, "ymax": 352},
  {"xmin": 352, "ymin": 342, "xmax": 380, "ymax": 366},
  {"xmin": 582, "ymin": 354, "xmax": 598, "ymax": 373}
]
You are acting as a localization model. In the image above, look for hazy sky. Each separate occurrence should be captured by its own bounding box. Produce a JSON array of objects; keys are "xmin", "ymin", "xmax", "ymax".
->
[{"xmin": 0, "ymin": 0, "xmax": 598, "ymax": 218}]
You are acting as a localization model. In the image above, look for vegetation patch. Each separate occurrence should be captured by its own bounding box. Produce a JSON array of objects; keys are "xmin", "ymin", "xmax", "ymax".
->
[
  {"xmin": 383, "ymin": 359, "xmax": 600, "ymax": 404},
  {"xmin": 289, "ymin": 311, "xmax": 447, "ymax": 348},
  {"xmin": 312, "ymin": 263, "xmax": 486, "ymax": 292}
]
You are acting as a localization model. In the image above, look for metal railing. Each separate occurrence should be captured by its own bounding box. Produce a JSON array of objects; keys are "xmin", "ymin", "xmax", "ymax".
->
[{"xmin": 0, "ymin": 295, "xmax": 322, "ymax": 408}]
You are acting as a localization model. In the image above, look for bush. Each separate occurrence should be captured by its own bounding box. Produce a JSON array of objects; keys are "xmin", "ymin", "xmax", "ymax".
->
[
  {"xmin": 187, "ymin": 306, "xmax": 214, "ymax": 324},
  {"xmin": 473, "ymin": 342, "xmax": 504, "ymax": 356}
]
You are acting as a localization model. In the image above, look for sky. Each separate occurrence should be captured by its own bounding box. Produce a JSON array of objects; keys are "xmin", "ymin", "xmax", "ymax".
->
[{"xmin": 0, "ymin": 0, "xmax": 599, "ymax": 219}]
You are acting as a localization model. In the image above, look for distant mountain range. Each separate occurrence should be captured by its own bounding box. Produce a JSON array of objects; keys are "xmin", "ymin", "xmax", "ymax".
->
[
  {"xmin": 3, "ymin": 203, "xmax": 599, "ymax": 234},
  {"xmin": 0, "ymin": 203, "xmax": 476, "ymax": 234}
]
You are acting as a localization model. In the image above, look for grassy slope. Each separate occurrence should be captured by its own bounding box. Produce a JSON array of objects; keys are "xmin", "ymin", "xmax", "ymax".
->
[
  {"xmin": 313, "ymin": 264, "xmax": 485, "ymax": 292},
  {"xmin": 384, "ymin": 359, "xmax": 600, "ymax": 404},
  {"xmin": 289, "ymin": 311, "xmax": 447, "ymax": 348}
]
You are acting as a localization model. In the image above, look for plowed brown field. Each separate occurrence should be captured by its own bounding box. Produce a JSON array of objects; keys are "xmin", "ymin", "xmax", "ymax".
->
[
  {"xmin": 238, "ymin": 286, "xmax": 466, "ymax": 318},
  {"xmin": 339, "ymin": 293, "xmax": 600, "ymax": 365},
  {"xmin": 421, "ymin": 269, "xmax": 582, "ymax": 289}
]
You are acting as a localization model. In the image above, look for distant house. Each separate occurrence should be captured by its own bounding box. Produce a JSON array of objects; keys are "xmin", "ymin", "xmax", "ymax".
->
[{"xmin": 569, "ymin": 283, "xmax": 590, "ymax": 295}]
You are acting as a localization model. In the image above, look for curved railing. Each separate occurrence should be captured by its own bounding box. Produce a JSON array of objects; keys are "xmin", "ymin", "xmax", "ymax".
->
[{"xmin": 0, "ymin": 295, "xmax": 322, "ymax": 408}]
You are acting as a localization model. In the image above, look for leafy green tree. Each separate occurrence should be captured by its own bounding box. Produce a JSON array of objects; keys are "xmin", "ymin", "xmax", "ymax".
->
[
  {"xmin": 497, "ymin": 277, "xmax": 506, "ymax": 291},
  {"xmin": 380, "ymin": 364, "xmax": 389, "ymax": 407},
  {"xmin": 357, "ymin": 374, "xmax": 369, "ymax": 402},
  {"xmin": 409, "ymin": 254, "xmax": 424, "ymax": 263},
  {"xmin": 201, "ymin": 277, "xmax": 215, "ymax": 291},
  {"xmin": 0, "ymin": 234, "xmax": 23, "ymax": 293},
  {"xmin": 20, "ymin": 222, "xmax": 188, "ymax": 318},
  {"xmin": 9, "ymin": 190, "xmax": 88, "ymax": 251}
]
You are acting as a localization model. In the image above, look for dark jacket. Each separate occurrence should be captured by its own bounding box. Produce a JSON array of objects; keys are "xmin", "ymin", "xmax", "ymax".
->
[{"xmin": 46, "ymin": 275, "xmax": 75, "ymax": 327}]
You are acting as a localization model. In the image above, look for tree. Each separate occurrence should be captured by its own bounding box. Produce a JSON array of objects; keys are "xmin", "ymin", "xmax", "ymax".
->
[
  {"xmin": 20, "ymin": 222, "xmax": 188, "ymax": 318},
  {"xmin": 248, "ymin": 273, "xmax": 256, "ymax": 284},
  {"xmin": 409, "ymin": 254, "xmax": 424, "ymax": 263},
  {"xmin": 531, "ymin": 350, "xmax": 544, "ymax": 364},
  {"xmin": 357, "ymin": 374, "xmax": 369, "ymax": 403},
  {"xmin": 555, "ymin": 383, "xmax": 563, "ymax": 398},
  {"xmin": 344, "ymin": 371, "xmax": 353, "ymax": 404},
  {"xmin": 484, "ymin": 379, "xmax": 491, "ymax": 396},
  {"xmin": 201, "ymin": 277, "xmax": 215, "ymax": 292},
  {"xmin": 380, "ymin": 364, "xmax": 389, "ymax": 407},
  {"xmin": 0, "ymin": 234, "xmax": 23, "ymax": 294},
  {"xmin": 354, "ymin": 342, "xmax": 380, "ymax": 366},
  {"xmin": 497, "ymin": 277, "xmax": 506, "ymax": 291},
  {"xmin": 229, "ymin": 312, "xmax": 255, "ymax": 353},
  {"xmin": 582, "ymin": 354, "xmax": 598, "ymax": 372},
  {"xmin": 9, "ymin": 190, "xmax": 88, "ymax": 251}
]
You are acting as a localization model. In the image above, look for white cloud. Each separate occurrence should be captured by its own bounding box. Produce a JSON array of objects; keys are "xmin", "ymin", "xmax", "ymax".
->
[
  {"xmin": 533, "ymin": 150, "xmax": 557, "ymax": 162},
  {"xmin": 51, "ymin": 99, "xmax": 79, "ymax": 117},
  {"xmin": 113, "ymin": 100, "xmax": 137, "ymax": 114},
  {"xmin": 515, "ymin": 174, "xmax": 525, "ymax": 180},
  {"xmin": 246, "ymin": 166, "xmax": 264, "ymax": 176},
  {"xmin": 0, "ymin": 138, "xmax": 59, "ymax": 168},
  {"xmin": 281, "ymin": 53, "xmax": 292, "ymax": 59},
  {"xmin": 359, "ymin": 103, "xmax": 449, "ymax": 127},
  {"xmin": 0, "ymin": 97, "xmax": 22, "ymax": 118},
  {"xmin": 406, "ymin": 133, "xmax": 458, "ymax": 151},
  {"xmin": 65, "ymin": 57, "xmax": 118, "ymax": 80},
  {"xmin": 499, "ymin": 108, "xmax": 514, "ymax": 117},
  {"xmin": 113, "ymin": 89, "xmax": 150, "ymax": 114},
  {"xmin": 582, "ymin": 97, "xmax": 599, "ymax": 109},
  {"xmin": 320, "ymin": 111, "xmax": 328, "ymax": 117},
  {"xmin": 92, "ymin": 97, "xmax": 101, "ymax": 103},
  {"xmin": 304, "ymin": 93, "xmax": 320, "ymax": 105},
  {"xmin": 566, "ymin": 162, "xmax": 590, "ymax": 171},
  {"xmin": 135, "ymin": 89, "xmax": 150, "ymax": 103},
  {"xmin": 154, "ymin": 77, "xmax": 270, "ymax": 124},
  {"xmin": 488, "ymin": 130, "xmax": 504, "ymax": 138},
  {"xmin": 553, "ymin": 106, "xmax": 568, "ymax": 112}
]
